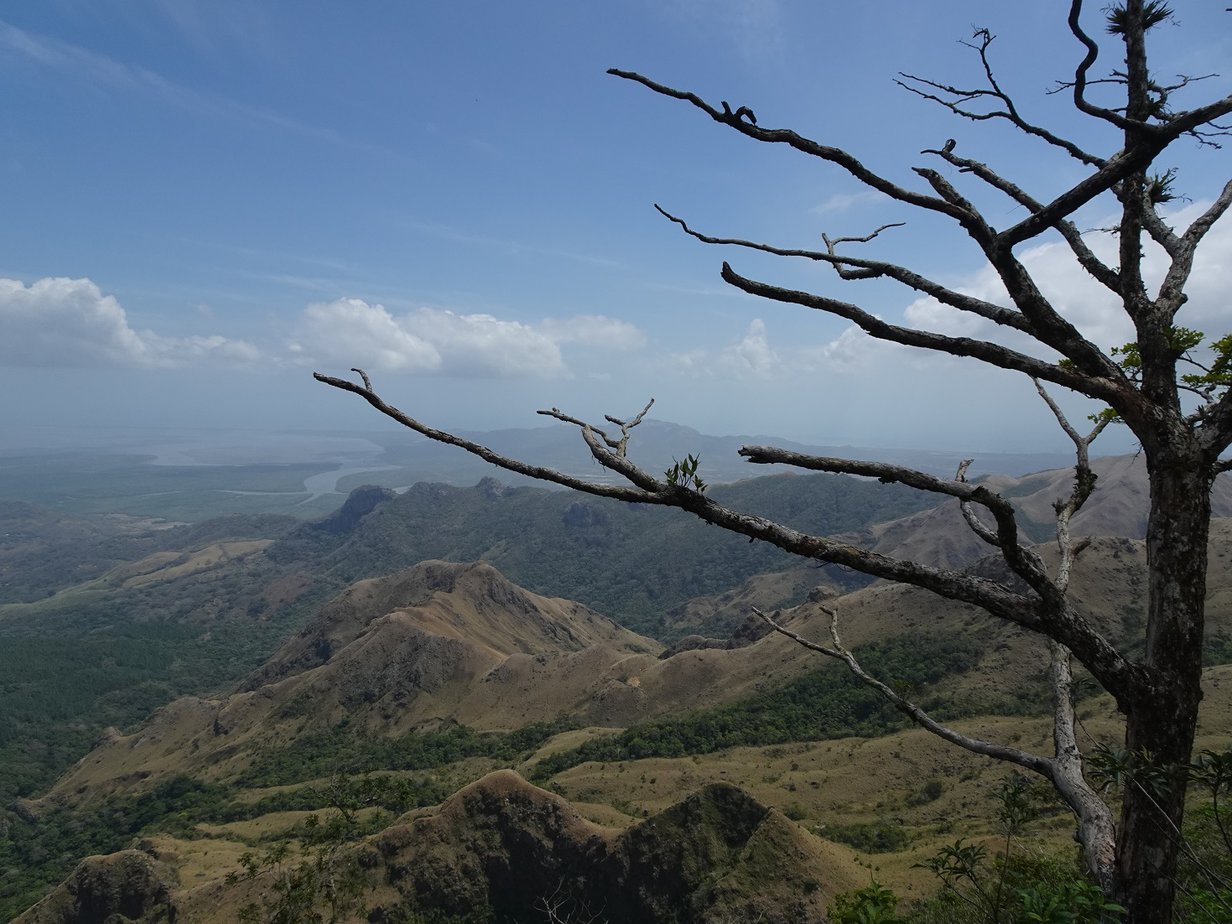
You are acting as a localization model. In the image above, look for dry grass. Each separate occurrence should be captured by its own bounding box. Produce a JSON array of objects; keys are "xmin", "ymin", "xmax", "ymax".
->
[
  {"xmin": 79, "ymin": 663, "xmax": 1232, "ymax": 917},
  {"xmin": 118, "ymin": 540, "xmax": 272, "ymax": 588}
]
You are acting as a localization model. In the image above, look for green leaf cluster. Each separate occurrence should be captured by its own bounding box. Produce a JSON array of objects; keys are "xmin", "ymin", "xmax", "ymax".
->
[
  {"xmin": 830, "ymin": 880, "xmax": 905, "ymax": 924},
  {"xmin": 1071, "ymin": 327, "xmax": 1232, "ymax": 426},
  {"xmin": 664, "ymin": 453, "xmax": 707, "ymax": 492}
]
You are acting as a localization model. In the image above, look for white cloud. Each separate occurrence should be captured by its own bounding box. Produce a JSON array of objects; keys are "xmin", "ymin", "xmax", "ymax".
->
[
  {"xmin": 291, "ymin": 299, "xmax": 648, "ymax": 378},
  {"xmin": 0, "ymin": 276, "xmax": 258, "ymax": 368},
  {"xmin": 538, "ymin": 314, "xmax": 645, "ymax": 350},
  {"xmin": 143, "ymin": 332, "xmax": 262, "ymax": 365},
  {"xmin": 669, "ymin": 318, "xmax": 783, "ymax": 379},
  {"xmin": 807, "ymin": 322, "xmax": 909, "ymax": 372},
  {"xmin": 903, "ymin": 201, "xmax": 1232, "ymax": 354},
  {"xmin": 730, "ymin": 318, "xmax": 779, "ymax": 376},
  {"xmin": 290, "ymin": 298, "xmax": 441, "ymax": 372},
  {"xmin": 668, "ymin": 315, "xmax": 935, "ymax": 385},
  {"xmin": 408, "ymin": 307, "xmax": 563, "ymax": 377}
]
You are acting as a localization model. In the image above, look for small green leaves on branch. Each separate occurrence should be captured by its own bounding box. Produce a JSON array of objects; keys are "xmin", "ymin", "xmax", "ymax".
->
[
  {"xmin": 1115, "ymin": 327, "xmax": 1232, "ymax": 401},
  {"xmin": 664, "ymin": 453, "xmax": 707, "ymax": 492},
  {"xmin": 1182, "ymin": 333, "xmax": 1232, "ymax": 400},
  {"xmin": 1088, "ymin": 744, "xmax": 1172, "ymax": 797},
  {"xmin": 1060, "ymin": 328, "xmax": 1232, "ymax": 425}
]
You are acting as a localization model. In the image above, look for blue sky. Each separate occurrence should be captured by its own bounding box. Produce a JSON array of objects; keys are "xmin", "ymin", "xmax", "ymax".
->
[{"xmin": 1, "ymin": 1, "xmax": 1229, "ymax": 454}]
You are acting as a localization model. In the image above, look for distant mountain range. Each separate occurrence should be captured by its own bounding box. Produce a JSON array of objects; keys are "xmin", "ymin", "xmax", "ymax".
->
[
  {"xmin": 0, "ymin": 421, "xmax": 1083, "ymax": 523},
  {"xmin": 342, "ymin": 418, "xmax": 1085, "ymax": 492}
]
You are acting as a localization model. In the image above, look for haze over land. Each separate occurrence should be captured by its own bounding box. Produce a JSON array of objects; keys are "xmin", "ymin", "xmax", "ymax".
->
[{"xmin": 0, "ymin": 422, "xmax": 1085, "ymax": 523}]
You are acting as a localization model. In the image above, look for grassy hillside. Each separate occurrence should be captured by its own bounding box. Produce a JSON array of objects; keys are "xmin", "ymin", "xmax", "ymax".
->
[
  {"xmin": 7, "ymin": 661, "xmax": 1231, "ymax": 922},
  {"xmin": 8, "ymin": 460, "xmax": 1232, "ymax": 920},
  {"xmin": 272, "ymin": 472, "xmax": 939, "ymax": 636},
  {"xmin": 0, "ymin": 470, "xmax": 936, "ymax": 806}
]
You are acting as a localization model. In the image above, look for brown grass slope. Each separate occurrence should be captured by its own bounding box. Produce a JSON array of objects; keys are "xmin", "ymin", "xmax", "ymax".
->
[
  {"xmin": 26, "ymin": 663, "xmax": 1232, "ymax": 924},
  {"xmin": 866, "ymin": 453, "xmax": 1232, "ymax": 569},
  {"xmin": 40, "ymin": 512, "xmax": 1232, "ymax": 808},
  {"xmin": 550, "ymin": 661, "xmax": 1232, "ymax": 900},
  {"xmin": 38, "ymin": 560, "xmax": 662, "ymax": 802},
  {"xmin": 19, "ymin": 491, "xmax": 1232, "ymax": 924}
]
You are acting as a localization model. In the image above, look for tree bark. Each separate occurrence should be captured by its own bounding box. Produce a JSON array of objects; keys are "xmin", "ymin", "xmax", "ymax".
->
[{"xmin": 1117, "ymin": 444, "xmax": 1212, "ymax": 923}]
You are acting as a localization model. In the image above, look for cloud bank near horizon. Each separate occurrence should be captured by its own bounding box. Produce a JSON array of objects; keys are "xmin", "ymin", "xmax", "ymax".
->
[
  {"xmin": 3, "ymin": 203, "xmax": 1227, "ymax": 408},
  {"xmin": 0, "ymin": 279, "xmax": 648, "ymax": 379},
  {"xmin": 0, "ymin": 277, "xmax": 259, "ymax": 368}
]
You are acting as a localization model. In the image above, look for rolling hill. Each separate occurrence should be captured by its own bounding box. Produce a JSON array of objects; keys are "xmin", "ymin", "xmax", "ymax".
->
[{"xmin": 8, "ymin": 453, "xmax": 1232, "ymax": 921}]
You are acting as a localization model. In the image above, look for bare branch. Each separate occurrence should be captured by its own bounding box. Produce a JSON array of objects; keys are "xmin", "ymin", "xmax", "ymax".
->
[
  {"xmin": 898, "ymin": 26, "xmax": 1104, "ymax": 167},
  {"xmin": 717, "ymin": 261, "xmax": 1121, "ymax": 400},
  {"xmin": 655, "ymin": 205, "xmax": 1031, "ymax": 332},
  {"xmin": 740, "ymin": 446, "xmax": 1002, "ymax": 508},
  {"xmin": 821, "ymin": 223, "xmax": 906, "ymax": 248},
  {"xmin": 315, "ymin": 371, "xmax": 658, "ymax": 503},
  {"xmin": 1198, "ymin": 387, "xmax": 1232, "ymax": 459},
  {"xmin": 1156, "ymin": 177, "xmax": 1232, "ymax": 317},
  {"xmin": 754, "ymin": 604, "xmax": 1053, "ymax": 774},
  {"xmin": 955, "ymin": 458, "xmax": 1002, "ymax": 548},
  {"xmin": 1067, "ymin": 0, "xmax": 1137, "ymax": 132},
  {"xmin": 738, "ymin": 448, "xmax": 1058, "ymax": 604},
  {"xmin": 538, "ymin": 399, "xmax": 655, "ymax": 458},
  {"xmin": 536, "ymin": 880, "xmax": 608, "ymax": 924},
  {"xmin": 925, "ymin": 147, "xmax": 1121, "ymax": 293},
  {"xmin": 730, "ymin": 444, "xmax": 1143, "ymax": 697},
  {"xmin": 1135, "ymin": 195, "xmax": 1184, "ymax": 257},
  {"xmin": 609, "ymin": 65, "xmax": 1222, "ymax": 393},
  {"xmin": 820, "ymin": 222, "xmax": 908, "ymax": 280},
  {"xmin": 538, "ymin": 407, "xmax": 623, "ymax": 452},
  {"xmin": 1032, "ymin": 378, "xmax": 1108, "ymax": 594},
  {"xmin": 737, "ymin": 451, "xmax": 1030, "ymax": 578},
  {"xmin": 607, "ymin": 68, "xmax": 980, "ymax": 229},
  {"xmin": 996, "ymin": 88, "xmax": 1232, "ymax": 247},
  {"xmin": 1046, "ymin": 639, "xmax": 1119, "ymax": 893},
  {"xmin": 1033, "ymin": 378, "xmax": 1109, "ymax": 452},
  {"xmin": 756, "ymin": 607, "xmax": 1116, "ymax": 890}
]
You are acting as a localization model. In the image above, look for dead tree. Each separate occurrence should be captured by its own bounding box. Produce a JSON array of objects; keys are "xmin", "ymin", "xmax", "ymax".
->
[{"xmin": 316, "ymin": 2, "xmax": 1232, "ymax": 921}]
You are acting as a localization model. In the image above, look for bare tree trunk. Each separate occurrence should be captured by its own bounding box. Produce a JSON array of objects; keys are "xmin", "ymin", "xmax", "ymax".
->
[
  {"xmin": 315, "ymin": 7, "xmax": 1232, "ymax": 920},
  {"xmin": 1117, "ymin": 450, "xmax": 1211, "ymax": 923}
]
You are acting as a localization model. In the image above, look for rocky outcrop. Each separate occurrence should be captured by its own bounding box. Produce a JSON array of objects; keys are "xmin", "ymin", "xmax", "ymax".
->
[
  {"xmin": 308, "ymin": 484, "xmax": 396, "ymax": 536},
  {"xmin": 370, "ymin": 770, "xmax": 832, "ymax": 923},
  {"xmin": 15, "ymin": 849, "xmax": 176, "ymax": 924}
]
